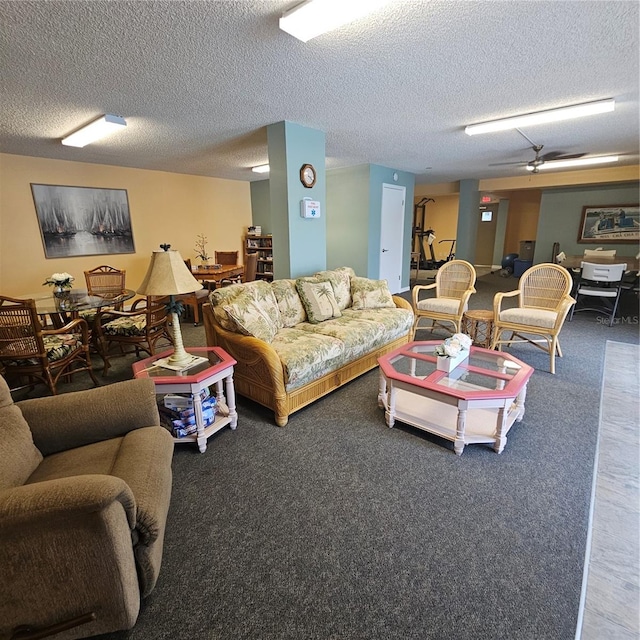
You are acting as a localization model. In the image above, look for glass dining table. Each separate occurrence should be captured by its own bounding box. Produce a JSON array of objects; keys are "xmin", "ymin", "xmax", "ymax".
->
[{"xmin": 22, "ymin": 288, "xmax": 136, "ymax": 328}]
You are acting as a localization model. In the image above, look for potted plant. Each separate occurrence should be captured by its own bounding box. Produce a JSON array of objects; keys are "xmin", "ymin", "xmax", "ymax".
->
[
  {"xmin": 194, "ymin": 234, "xmax": 210, "ymax": 265},
  {"xmin": 434, "ymin": 333, "xmax": 472, "ymax": 372},
  {"xmin": 43, "ymin": 272, "xmax": 75, "ymax": 296}
]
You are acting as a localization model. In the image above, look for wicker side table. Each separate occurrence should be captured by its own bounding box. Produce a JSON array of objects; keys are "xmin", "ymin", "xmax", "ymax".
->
[{"xmin": 462, "ymin": 309, "xmax": 495, "ymax": 348}]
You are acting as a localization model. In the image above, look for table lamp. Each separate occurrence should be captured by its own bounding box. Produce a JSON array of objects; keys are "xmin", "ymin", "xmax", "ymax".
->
[{"xmin": 137, "ymin": 244, "xmax": 203, "ymax": 368}]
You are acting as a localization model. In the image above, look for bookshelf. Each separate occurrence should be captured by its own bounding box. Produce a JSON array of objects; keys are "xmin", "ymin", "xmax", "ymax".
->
[{"xmin": 245, "ymin": 234, "xmax": 273, "ymax": 281}]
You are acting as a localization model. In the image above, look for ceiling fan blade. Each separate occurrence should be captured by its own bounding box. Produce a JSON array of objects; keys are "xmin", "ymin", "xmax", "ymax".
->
[{"xmin": 541, "ymin": 151, "xmax": 587, "ymax": 161}]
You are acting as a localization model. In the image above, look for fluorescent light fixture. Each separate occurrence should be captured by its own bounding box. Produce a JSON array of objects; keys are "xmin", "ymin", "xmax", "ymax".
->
[
  {"xmin": 526, "ymin": 155, "xmax": 619, "ymax": 171},
  {"xmin": 465, "ymin": 99, "xmax": 615, "ymax": 136},
  {"xmin": 61, "ymin": 114, "xmax": 127, "ymax": 147},
  {"xmin": 279, "ymin": 0, "xmax": 390, "ymax": 42},
  {"xmin": 252, "ymin": 164, "xmax": 270, "ymax": 174}
]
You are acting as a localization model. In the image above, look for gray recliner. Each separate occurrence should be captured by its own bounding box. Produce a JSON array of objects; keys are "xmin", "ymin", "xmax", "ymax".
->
[{"xmin": 0, "ymin": 376, "xmax": 174, "ymax": 640}]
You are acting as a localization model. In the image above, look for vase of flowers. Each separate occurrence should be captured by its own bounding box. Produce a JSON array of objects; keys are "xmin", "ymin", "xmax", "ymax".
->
[
  {"xmin": 43, "ymin": 272, "xmax": 75, "ymax": 297},
  {"xmin": 434, "ymin": 333, "xmax": 472, "ymax": 372},
  {"xmin": 194, "ymin": 233, "xmax": 210, "ymax": 265}
]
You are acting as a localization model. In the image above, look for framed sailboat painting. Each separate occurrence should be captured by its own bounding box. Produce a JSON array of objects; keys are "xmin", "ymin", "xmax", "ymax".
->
[{"xmin": 31, "ymin": 184, "xmax": 135, "ymax": 258}]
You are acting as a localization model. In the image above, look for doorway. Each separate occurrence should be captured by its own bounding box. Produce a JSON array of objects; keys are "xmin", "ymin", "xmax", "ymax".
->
[{"xmin": 475, "ymin": 205, "xmax": 498, "ymax": 266}]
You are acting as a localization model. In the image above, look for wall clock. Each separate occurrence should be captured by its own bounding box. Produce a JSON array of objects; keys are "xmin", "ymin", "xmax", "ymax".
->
[{"xmin": 300, "ymin": 163, "xmax": 316, "ymax": 188}]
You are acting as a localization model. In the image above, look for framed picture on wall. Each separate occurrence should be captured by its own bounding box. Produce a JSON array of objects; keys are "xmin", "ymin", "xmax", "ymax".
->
[
  {"xmin": 577, "ymin": 204, "xmax": 639, "ymax": 244},
  {"xmin": 31, "ymin": 184, "xmax": 135, "ymax": 258}
]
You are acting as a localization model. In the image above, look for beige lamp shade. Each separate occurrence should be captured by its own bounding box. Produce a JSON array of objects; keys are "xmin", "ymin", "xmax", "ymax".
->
[{"xmin": 137, "ymin": 249, "xmax": 202, "ymax": 295}]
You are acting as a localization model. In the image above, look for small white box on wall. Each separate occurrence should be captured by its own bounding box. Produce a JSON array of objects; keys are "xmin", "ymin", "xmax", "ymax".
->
[{"xmin": 301, "ymin": 198, "xmax": 321, "ymax": 219}]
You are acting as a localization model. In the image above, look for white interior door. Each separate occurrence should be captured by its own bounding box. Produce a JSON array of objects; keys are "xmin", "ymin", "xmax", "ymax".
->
[{"xmin": 379, "ymin": 183, "xmax": 406, "ymax": 293}]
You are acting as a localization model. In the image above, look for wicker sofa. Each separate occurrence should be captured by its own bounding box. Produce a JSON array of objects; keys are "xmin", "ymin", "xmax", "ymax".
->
[{"xmin": 203, "ymin": 267, "xmax": 413, "ymax": 426}]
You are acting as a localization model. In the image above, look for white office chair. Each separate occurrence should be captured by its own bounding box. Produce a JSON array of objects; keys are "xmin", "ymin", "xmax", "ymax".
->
[{"xmin": 569, "ymin": 262, "xmax": 626, "ymax": 326}]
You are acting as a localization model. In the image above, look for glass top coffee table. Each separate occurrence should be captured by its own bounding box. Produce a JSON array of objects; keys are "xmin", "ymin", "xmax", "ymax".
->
[{"xmin": 377, "ymin": 341, "xmax": 534, "ymax": 455}]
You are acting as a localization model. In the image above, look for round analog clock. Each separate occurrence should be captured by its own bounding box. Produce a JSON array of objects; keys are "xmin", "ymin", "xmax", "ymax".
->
[{"xmin": 300, "ymin": 163, "xmax": 316, "ymax": 188}]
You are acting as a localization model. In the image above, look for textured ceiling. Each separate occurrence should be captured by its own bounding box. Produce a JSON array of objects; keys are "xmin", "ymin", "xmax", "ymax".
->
[{"xmin": 1, "ymin": 0, "xmax": 638, "ymax": 185}]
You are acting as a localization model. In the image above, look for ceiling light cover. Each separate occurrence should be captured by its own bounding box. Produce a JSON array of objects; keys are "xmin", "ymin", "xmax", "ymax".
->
[
  {"xmin": 465, "ymin": 99, "xmax": 615, "ymax": 136},
  {"xmin": 61, "ymin": 114, "xmax": 127, "ymax": 147},
  {"xmin": 526, "ymin": 155, "xmax": 619, "ymax": 171},
  {"xmin": 279, "ymin": 0, "xmax": 391, "ymax": 42},
  {"xmin": 252, "ymin": 164, "xmax": 270, "ymax": 174}
]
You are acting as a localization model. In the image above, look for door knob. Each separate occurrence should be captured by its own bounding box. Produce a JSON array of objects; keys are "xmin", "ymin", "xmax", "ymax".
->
[{"xmin": 382, "ymin": 248, "xmax": 389, "ymax": 252}]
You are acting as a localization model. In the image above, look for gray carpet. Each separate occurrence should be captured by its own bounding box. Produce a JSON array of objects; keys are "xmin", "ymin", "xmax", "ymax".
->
[{"xmin": 18, "ymin": 274, "xmax": 640, "ymax": 640}]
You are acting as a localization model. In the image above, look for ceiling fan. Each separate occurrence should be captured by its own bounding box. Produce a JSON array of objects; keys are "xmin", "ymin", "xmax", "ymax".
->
[{"xmin": 489, "ymin": 129, "xmax": 586, "ymax": 173}]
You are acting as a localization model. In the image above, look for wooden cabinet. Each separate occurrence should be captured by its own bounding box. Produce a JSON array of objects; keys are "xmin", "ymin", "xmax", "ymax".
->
[{"xmin": 245, "ymin": 235, "xmax": 273, "ymax": 281}]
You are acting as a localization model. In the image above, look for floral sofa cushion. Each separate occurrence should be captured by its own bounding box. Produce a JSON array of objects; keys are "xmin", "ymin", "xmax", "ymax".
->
[
  {"xmin": 2, "ymin": 334, "xmax": 82, "ymax": 366},
  {"xmin": 271, "ymin": 328, "xmax": 345, "ymax": 389},
  {"xmin": 350, "ymin": 277, "xmax": 395, "ymax": 310},
  {"xmin": 295, "ymin": 278, "xmax": 341, "ymax": 324},
  {"xmin": 271, "ymin": 279, "xmax": 307, "ymax": 327},
  {"xmin": 223, "ymin": 290, "xmax": 279, "ymax": 342},
  {"xmin": 211, "ymin": 280, "xmax": 282, "ymax": 331},
  {"xmin": 103, "ymin": 314, "xmax": 146, "ymax": 336}
]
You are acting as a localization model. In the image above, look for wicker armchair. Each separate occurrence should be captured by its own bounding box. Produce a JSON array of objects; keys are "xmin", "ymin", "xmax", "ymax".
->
[
  {"xmin": 411, "ymin": 260, "xmax": 477, "ymax": 339},
  {"xmin": 0, "ymin": 295, "xmax": 98, "ymax": 395},
  {"xmin": 490, "ymin": 263, "xmax": 575, "ymax": 374},
  {"xmin": 94, "ymin": 296, "xmax": 172, "ymax": 374}
]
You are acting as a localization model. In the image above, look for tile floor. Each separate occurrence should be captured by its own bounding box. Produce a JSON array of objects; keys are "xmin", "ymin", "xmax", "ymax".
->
[{"xmin": 577, "ymin": 340, "xmax": 640, "ymax": 639}]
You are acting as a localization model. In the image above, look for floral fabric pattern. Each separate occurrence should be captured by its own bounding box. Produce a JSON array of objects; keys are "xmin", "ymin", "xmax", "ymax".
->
[
  {"xmin": 103, "ymin": 314, "xmax": 147, "ymax": 336},
  {"xmin": 223, "ymin": 291, "xmax": 279, "ymax": 342},
  {"xmin": 272, "ymin": 328, "xmax": 345, "ymax": 389},
  {"xmin": 297, "ymin": 315, "xmax": 384, "ymax": 358},
  {"xmin": 350, "ymin": 277, "xmax": 395, "ymax": 310},
  {"xmin": 211, "ymin": 280, "xmax": 282, "ymax": 331},
  {"xmin": 271, "ymin": 279, "xmax": 307, "ymax": 327},
  {"xmin": 314, "ymin": 268, "xmax": 353, "ymax": 310},
  {"xmin": 295, "ymin": 278, "xmax": 342, "ymax": 323},
  {"xmin": 341, "ymin": 307, "xmax": 413, "ymax": 338},
  {"xmin": 4, "ymin": 333, "xmax": 81, "ymax": 366}
]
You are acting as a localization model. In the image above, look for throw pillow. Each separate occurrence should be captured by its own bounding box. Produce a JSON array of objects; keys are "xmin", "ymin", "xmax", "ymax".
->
[
  {"xmin": 223, "ymin": 290, "xmax": 279, "ymax": 342},
  {"xmin": 351, "ymin": 277, "xmax": 395, "ymax": 310},
  {"xmin": 272, "ymin": 279, "xmax": 307, "ymax": 327},
  {"xmin": 314, "ymin": 269, "xmax": 352, "ymax": 310},
  {"xmin": 295, "ymin": 278, "xmax": 342, "ymax": 324}
]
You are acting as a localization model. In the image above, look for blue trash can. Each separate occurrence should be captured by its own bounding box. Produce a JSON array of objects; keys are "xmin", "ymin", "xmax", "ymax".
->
[{"xmin": 513, "ymin": 259, "xmax": 533, "ymax": 277}]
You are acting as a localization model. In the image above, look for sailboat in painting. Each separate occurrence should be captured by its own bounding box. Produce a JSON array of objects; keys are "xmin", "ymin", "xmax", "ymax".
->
[
  {"xmin": 40, "ymin": 197, "xmax": 76, "ymax": 237},
  {"xmin": 88, "ymin": 200, "xmax": 133, "ymax": 237}
]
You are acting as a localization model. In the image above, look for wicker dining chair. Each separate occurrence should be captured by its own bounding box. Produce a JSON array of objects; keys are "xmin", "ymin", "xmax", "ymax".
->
[
  {"xmin": 490, "ymin": 263, "xmax": 575, "ymax": 374},
  {"xmin": 411, "ymin": 259, "xmax": 477, "ymax": 339},
  {"xmin": 0, "ymin": 295, "xmax": 98, "ymax": 395},
  {"xmin": 94, "ymin": 296, "xmax": 173, "ymax": 374}
]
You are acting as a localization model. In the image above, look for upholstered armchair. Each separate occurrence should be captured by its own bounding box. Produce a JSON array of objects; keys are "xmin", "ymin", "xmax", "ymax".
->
[
  {"xmin": 491, "ymin": 263, "xmax": 575, "ymax": 374},
  {"xmin": 0, "ymin": 376, "xmax": 174, "ymax": 639}
]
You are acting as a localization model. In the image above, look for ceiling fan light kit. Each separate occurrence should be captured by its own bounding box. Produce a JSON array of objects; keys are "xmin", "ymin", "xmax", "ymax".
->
[
  {"xmin": 464, "ymin": 98, "xmax": 615, "ymax": 136},
  {"xmin": 61, "ymin": 114, "xmax": 126, "ymax": 147},
  {"xmin": 526, "ymin": 155, "xmax": 619, "ymax": 171},
  {"xmin": 279, "ymin": 0, "xmax": 390, "ymax": 42}
]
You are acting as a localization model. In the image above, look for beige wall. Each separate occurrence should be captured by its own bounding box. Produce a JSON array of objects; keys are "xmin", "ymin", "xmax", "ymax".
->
[{"xmin": 0, "ymin": 154, "xmax": 252, "ymax": 296}]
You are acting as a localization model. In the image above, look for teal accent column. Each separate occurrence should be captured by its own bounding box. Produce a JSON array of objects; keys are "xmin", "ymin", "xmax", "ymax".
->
[
  {"xmin": 456, "ymin": 179, "xmax": 480, "ymax": 263},
  {"xmin": 492, "ymin": 199, "xmax": 510, "ymax": 267},
  {"xmin": 267, "ymin": 121, "xmax": 326, "ymax": 279}
]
